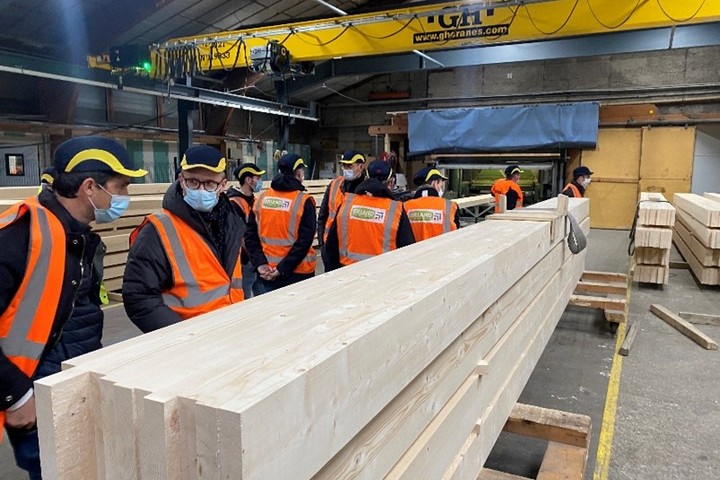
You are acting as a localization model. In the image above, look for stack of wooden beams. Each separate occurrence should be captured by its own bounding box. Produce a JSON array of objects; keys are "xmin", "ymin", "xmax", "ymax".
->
[
  {"xmin": 633, "ymin": 192, "xmax": 676, "ymax": 284},
  {"xmin": 673, "ymin": 193, "xmax": 720, "ymax": 285},
  {"xmin": 36, "ymin": 197, "xmax": 589, "ymax": 480}
]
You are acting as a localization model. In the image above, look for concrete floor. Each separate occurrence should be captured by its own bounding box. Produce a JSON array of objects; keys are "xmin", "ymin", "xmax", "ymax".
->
[{"xmin": 2, "ymin": 229, "xmax": 719, "ymax": 479}]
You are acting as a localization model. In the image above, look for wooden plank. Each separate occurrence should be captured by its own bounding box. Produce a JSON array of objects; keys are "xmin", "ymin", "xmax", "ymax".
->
[
  {"xmin": 573, "ymin": 281, "xmax": 627, "ymax": 296},
  {"xmin": 634, "ymin": 227, "xmax": 673, "ymax": 249},
  {"xmin": 536, "ymin": 441, "xmax": 588, "ymax": 480},
  {"xmin": 568, "ymin": 295, "xmax": 626, "ymax": 311},
  {"xmin": 672, "ymin": 230, "xmax": 720, "ymax": 285},
  {"xmin": 639, "ymin": 178, "xmax": 690, "ymax": 213},
  {"xmin": 634, "ymin": 264, "xmax": 669, "ymax": 285},
  {"xmin": 638, "ymin": 192, "xmax": 675, "ymax": 227},
  {"xmin": 675, "ymin": 207, "xmax": 720, "ymax": 249},
  {"xmin": 102, "ymin": 234, "xmax": 131, "ymax": 254},
  {"xmin": 453, "ymin": 194, "xmax": 494, "ymax": 209},
  {"xmin": 443, "ymin": 255, "xmax": 585, "ymax": 480},
  {"xmin": 674, "ymin": 219, "xmax": 720, "ymax": 267},
  {"xmin": 478, "ymin": 468, "xmax": 532, "ymax": 480},
  {"xmin": 580, "ymin": 271, "xmax": 627, "ymax": 283},
  {"xmin": 678, "ymin": 312, "xmax": 720, "ymax": 326},
  {"xmin": 503, "ymin": 404, "xmax": 591, "ymax": 448},
  {"xmin": 650, "ymin": 304, "xmax": 718, "ymax": 350},
  {"xmin": 674, "ymin": 193, "xmax": 720, "ymax": 228},
  {"xmin": 704, "ymin": 192, "xmax": 720, "ymax": 203},
  {"xmin": 619, "ymin": 324, "xmax": 639, "ymax": 356},
  {"xmin": 634, "ymin": 247, "xmax": 670, "ymax": 267}
]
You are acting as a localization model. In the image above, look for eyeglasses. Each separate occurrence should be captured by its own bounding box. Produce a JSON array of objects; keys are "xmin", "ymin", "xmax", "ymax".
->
[{"xmin": 182, "ymin": 175, "xmax": 224, "ymax": 192}]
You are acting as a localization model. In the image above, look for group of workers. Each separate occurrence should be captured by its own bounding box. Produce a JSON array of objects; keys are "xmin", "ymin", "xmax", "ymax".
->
[{"xmin": 0, "ymin": 134, "xmax": 591, "ymax": 479}]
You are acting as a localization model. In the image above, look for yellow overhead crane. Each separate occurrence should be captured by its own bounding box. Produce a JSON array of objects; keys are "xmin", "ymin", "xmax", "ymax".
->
[{"xmin": 90, "ymin": 0, "xmax": 720, "ymax": 80}]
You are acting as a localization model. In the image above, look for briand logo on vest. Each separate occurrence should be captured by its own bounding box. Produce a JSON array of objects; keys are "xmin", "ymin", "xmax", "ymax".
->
[
  {"xmin": 263, "ymin": 197, "xmax": 292, "ymax": 211},
  {"xmin": 350, "ymin": 206, "xmax": 386, "ymax": 223},
  {"xmin": 408, "ymin": 209, "xmax": 443, "ymax": 224}
]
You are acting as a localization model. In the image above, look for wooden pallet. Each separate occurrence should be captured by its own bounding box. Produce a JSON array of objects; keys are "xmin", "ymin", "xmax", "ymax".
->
[
  {"xmin": 569, "ymin": 271, "xmax": 631, "ymax": 328},
  {"xmin": 479, "ymin": 403, "xmax": 592, "ymax": 480}
]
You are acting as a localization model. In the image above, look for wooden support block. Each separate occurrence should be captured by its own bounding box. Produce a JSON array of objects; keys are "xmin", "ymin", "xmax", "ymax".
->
[
  {"xmin": 650, "ymin": 304, "xmax": 718, "ymax": 350},
  {"xmin": 536, "ymin": 441, "xmax": 588, "ymax": 480},
  {"xmin": 633, "ymin": 264, "xmax": 670, "ymax": 285},
  {"xmin": 580, "ymin": 271, "xmax": 627, "ymax": 283},
  {"xmin": 678, "ymin": 312, "xmax": 720, "ymax": 326},
  {"xmin": 672, "ymin": 230, "xmax": 720, "ymax": 285},
  {"xmin": 674, "ymin": 193, "xmax": 720, "ymax": 227},
  {"xmin": 503, "ymin": 404, "xmax": 591, "ymax": 449},
  {"xmin": 574, "ymin": 281, "xmax": 627, "ymax": 296},
  {"xmin": 634, "ymin": 227, "xmax": 673, "ymax": 249},
  {"xmin": 675, "ymin": 208, "xmax": 720, "ymax": 249},
  {"xmin": 669, "ymin": 261, "xmax": 689, "ymax": 269},
  {"xmin": 498, "ymin": 194, "xmax": 507, "ymax": 213},
  {"xmin": 478, "ymin": 469, "xmax": 533, "ymax": 480},
  {"xmin": 619, "ymin": 324, "xmax": 639, "ymax": 356},
  {"xmin": 568, "ymin": 294, "xmax": 626, "ymax": 311},
  {"xmin": 674, "ymin": 219, "xmax": 720, "ymax": 267}
]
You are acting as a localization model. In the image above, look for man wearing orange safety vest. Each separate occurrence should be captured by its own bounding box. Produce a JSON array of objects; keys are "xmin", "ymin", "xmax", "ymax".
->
[
  {"xmin": 404, "ymin": 165, "xmax": 460, "ymax": 242},
  {"xmin": 243, "ymin": 153, "xmax": 317, "ymax": 294},
  {"xmin": 490, "ymin": 165, "xmax": 525, "ymax": 212},
  {"xmin": 324, "ymin": 160, "xmax": 415, "ymax": 271},
  {"xmin": 561, "ymin": 166, "xmax": 593, "ymax": 198},
  {"xmin": 317, "ymin": 150, "xmax": 366, "ymax": 269},
  {"xmin": 0, "ymin": 136, "xmax": 147, "ymax": 479},
  {"xmin": 227, "ymin": 162, "xmax": 266, "ymax": 298},
  {"xmin": 123, "ymin": 145, "xmax": 245, "ymax": 332}
]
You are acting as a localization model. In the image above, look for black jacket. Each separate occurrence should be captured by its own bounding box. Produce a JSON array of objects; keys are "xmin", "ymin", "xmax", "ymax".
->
[
  {"xmin": 412, "ymin": 186, "xmax": 461, "ymax": 229},
  {"xmin": 244, "ymin": 174, "xmax": 317, "ymax": 281},
  {"xmin": 226, "ymin": 186, "xmax": 256, "ymax": 218},
  {"xmin": 0, "ymin": 189, "xmax": 103, "ymax": 411},
  {"xmin": 324, "ymin": 178, "xmax": 415, "ymax": 271},
  {"xmin": 561, "ymin": 180, "xmax": 586, "ymax": 198},
  {"xmin": 122, "ymin": 182, "xmax": 245, "ymax": 333},
  {"xmin": 317, "ymin": 175, "xmax": 364, "ymax": 246}
]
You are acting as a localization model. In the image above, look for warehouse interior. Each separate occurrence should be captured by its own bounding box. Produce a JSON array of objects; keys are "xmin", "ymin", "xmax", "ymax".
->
[{"xmin": 1, "ymin": 1, "xmax": 719, "ymax": 479}]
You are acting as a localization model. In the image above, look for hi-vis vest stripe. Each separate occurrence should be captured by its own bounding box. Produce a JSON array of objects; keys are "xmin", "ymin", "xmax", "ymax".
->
[
  {"xmin": 338, "ymin": 194, "xmax": 401, "ymax": 264},
  {"xmin": 0, "ymin": 198, "xmax": 65, "ymax": 432},
  {"xmin": 323, "ymin": 176, "xmax": 344, "ymax": 243},
  {"xmin": 135, "ymin": 211, "xmax": 243, "ymax": 319},
  {"xmin": 254, "ymin": 189, "xmax": 316, "ymax": 273},
  {"xmin": 563, "ymin": 183, "xmax": 582, "ymax": 198}
]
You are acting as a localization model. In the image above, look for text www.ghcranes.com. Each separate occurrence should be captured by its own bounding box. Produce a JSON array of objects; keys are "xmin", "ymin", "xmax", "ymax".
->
[{"xmin": 413, "ymin": 24, "xmax": 510, "ymax": 43}]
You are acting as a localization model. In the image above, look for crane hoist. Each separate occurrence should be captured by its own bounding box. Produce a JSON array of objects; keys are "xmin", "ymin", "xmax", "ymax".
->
[{"xmin": 89, "ymin": 0, "xmax": 720, "ymax": 80}]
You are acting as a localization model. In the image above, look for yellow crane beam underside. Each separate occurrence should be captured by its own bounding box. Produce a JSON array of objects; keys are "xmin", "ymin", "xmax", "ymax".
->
[{"xmin": 91, "ymin": 1, "xmax": 720, "ymax": 77}]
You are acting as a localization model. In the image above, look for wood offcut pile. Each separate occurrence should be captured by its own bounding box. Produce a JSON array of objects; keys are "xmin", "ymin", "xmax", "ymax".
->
[
  {"xmin": 36, "ymin": 197, "xmax": 589, "ymax": 480},
  {"xmin": 633, "ymin": 192, "xmax": 676, "ymax": 284},
  {"xmin": 672, "ymin": 193, "xmax": 720, "ymax": 285}
]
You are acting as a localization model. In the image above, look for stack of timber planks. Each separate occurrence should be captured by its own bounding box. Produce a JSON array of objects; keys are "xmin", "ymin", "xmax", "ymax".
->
[
  {"xmin": 36, "ymin": 197, "xmax": 589, "ymax": 480},
  {"xmin": 673, "ymin": 193, "xmax": 720, "ymax": 285},
  {"xmin": 633, "ymin": 192, "xmax": 676, "ymax": 284}
]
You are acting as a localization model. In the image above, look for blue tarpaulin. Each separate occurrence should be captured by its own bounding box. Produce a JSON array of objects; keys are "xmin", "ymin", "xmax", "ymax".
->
[{"xmin": 408, "ymin": 103, "xmax": 599, "ymax": 155}]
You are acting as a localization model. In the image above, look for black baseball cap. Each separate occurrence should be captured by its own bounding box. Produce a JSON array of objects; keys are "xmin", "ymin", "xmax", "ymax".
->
[
  {"xmin": 339, "ymin": 150, "xmax": 365, "ymax": 165},
  {"xmin": 366, "ymin": 160, "xmax": 393, "ymax": 181},
  {"xmin": 413, "ymin": 166, "xmax": 448, "ymax": 186},
  {"xmin": 180, "ymin": 145, "xmax": 226, "ymax": 173},
  {"xmin": 505, "ymin": 165, "xmax": 523, "ymax": 177},
  {"xmin": 278, "ymin": 153, "xmax": 307, "ymax": 174},
  {"xmin": 53, "ymin": 136, "xmax": 147, "ymax": 177},
  {"xmin": 40, "ymin": 166, "xmax": 57, "ymax": 185},
  {"xmin": 573, "ymin": 166, "xmax": 594, "ymax": 178},
  {"xmin": 233, "ymin": 162, "xmax": 266, "ymax": 182}
]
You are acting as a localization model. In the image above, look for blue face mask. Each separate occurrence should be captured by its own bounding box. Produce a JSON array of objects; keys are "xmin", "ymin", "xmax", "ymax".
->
[
  {"xmin": 253, "ymin": 179, "xmax": 263, "ymax": 193},
  {"xmin": 184, "ymin": 188, "xmax": 219, "ymax": 212},
  {"xmin": 92, "ymin": 185, "xmax": 130, "ymax": 224}
]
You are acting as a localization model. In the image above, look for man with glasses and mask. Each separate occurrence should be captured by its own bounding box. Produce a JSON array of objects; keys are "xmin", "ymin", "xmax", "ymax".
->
[
  {"xmin": 123, "ymin": 145, "xmax": 245, "ymax": 332},
  {"xmin": 316, "ymin": 150, "xmax": 366, "ymax": 269},
  {"xmin": 244, "ymin": 153, "xmax": 317, "ymax": 294},
  {"xmin": 0, "ymin": 136, "xmax": 146, "ymax": 479}
]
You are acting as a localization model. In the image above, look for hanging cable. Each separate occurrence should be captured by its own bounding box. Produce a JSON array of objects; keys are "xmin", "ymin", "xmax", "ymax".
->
[
  {"xmin": 350, "ymin": 15, "xmax": 418, "ymax": 40},
  {"xmin": 585, "ymin": 0, "xmax": 643, "ymax": 30},
  {"xmin": 321, "ymin": 84, "xmax": 364, "ymax": 103},
  {"xmin": 523, "ymin": 0, "xmax": 579, "ymax": 35},
  {"xmin": 656, "ymin": 0, "xmax": 706, "ymax": 23},
  {"xmin": 294, "ymin": 24, "xmax": 352, "ymax": 46}
]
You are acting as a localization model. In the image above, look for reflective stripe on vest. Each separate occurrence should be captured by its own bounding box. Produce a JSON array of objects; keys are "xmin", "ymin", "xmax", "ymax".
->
[
  {"xmin": 404, "ymin": 196, "xmax": 457, "ymax": 241},
  {"xmin": 229, "ymin": 196, "xmax": 251, "ymax": 222},
  {"xmin": 338, "ymin": 194, "xmax": 401, "ymax": 265},
  {"xmin": 0, "ymin": 198, "xmax": 65, "ymax": 375},
  {"xmin": 254, "ymin": 189, "xmax": 316, "ymax": 274},
  {"xmin": 143, "ymin": 211, "xmax": 243, "ymax": 319},
  {"xmin": 563, "ymin": 183, "xmax": 582, "ymax": 198},
  {"xmin": 323, "ymin": 176, "xmax": 345, "ymax": 243}
]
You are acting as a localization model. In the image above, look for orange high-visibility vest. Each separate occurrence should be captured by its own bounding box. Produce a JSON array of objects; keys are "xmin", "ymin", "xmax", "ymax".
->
[
  {"xmin": 404, "ymin": 196, "xmax": 458, "ymax": 242},
  {"xmin": 491, "ymin": 179, "xmax": 524, "ymax": 212},
  {"xmin": 0, "ymin": 197, "xmax": 65, "ymax": 432},
  {"xmin": 336, "ymin": 194, "xmax": 403, "ymax": 266},
  {"xmin": 562, "ymin": 183, "xmax": 582, "ymax": 198},
  {"xmin": 229, "ymin": 195, "xmax": 251, "ymax": 222},
  {"xmin": 131, "ymin": 211, "xmax": 244, "ymax": 320},
  {"xmin": 323, "ymin": 176, "xmax": 345, "ymax": 243},
  {"xmin": 254, "ymin": 189, "xmax": 317, "ymax": 274}
]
